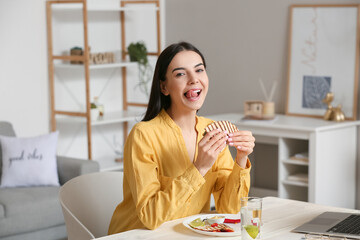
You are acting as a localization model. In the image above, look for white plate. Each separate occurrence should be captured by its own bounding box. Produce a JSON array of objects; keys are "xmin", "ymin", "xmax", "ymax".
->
[{"xmin": 182, "ymin": 214, "xmax": 241, "ymax": 237}]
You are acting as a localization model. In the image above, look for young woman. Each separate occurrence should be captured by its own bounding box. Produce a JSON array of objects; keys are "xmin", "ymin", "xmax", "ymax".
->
[{"xmin": 108, "ymin": 42, "xmax": 255, "ymax": 234}]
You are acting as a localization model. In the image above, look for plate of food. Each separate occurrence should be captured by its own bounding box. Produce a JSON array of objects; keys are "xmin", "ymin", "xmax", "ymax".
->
[{"xmin": 183, "ymin": 214, "xmax": 241, "ymax": 237}]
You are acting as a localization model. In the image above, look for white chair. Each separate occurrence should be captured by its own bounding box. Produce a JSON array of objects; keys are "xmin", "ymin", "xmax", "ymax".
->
[{"xmin": 59, "ymin": 171, "xmax": 124, "ymax": 240}]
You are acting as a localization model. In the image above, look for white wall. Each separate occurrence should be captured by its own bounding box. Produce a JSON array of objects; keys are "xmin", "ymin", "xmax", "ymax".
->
[
  {"xmin": 165, "ymin": 0, "xmax": 360, "ymax": 117},
  {"xmin": 0, "ymin": 0, "xmax": 49, "ymax": 137}
]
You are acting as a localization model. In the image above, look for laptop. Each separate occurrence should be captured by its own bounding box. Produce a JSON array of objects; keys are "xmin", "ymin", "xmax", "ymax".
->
[{"xmin": 293, "ymin": 211, "xmax": 360, "ymax": 239}]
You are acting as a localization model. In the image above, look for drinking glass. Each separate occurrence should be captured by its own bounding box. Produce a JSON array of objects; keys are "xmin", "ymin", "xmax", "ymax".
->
[{"xmin": 241, "ymin": 197, "xmax": 262, "ymax": 239}]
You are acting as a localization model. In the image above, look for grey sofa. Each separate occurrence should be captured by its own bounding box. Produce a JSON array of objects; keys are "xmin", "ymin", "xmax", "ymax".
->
[{"xmin": 0, "ymin": 122, "xmax": 100, "ymax": 240}]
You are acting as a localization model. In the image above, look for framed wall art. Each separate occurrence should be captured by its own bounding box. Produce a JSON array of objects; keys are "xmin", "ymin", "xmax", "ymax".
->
[{"xmin": 286, "ymin": 4, "xmax": 360, "ymax": 120}]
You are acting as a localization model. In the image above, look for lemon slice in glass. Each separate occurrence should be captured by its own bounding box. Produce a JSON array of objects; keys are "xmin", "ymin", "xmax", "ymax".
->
[{"xmin": 244, "ymin": 225, "xmax": 259, "ymax": 239}]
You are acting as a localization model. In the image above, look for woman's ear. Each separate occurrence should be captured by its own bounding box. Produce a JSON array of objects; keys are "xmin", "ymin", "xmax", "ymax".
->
[{"xmin": 160, "ymin": 81, "xmax": 169, "ymax": 96}]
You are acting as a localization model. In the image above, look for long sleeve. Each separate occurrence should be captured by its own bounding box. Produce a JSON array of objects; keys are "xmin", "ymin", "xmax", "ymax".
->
[
  {"xmin": 124, "ymin": 127, "xmax": 205, "ymax": 230},
  {"xmin": 212, "ymin": 146, "xmax": 251, "ymax": 213}
]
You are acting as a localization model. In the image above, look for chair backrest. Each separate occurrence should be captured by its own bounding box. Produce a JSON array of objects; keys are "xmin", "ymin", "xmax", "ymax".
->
[{"xmin": 59, "ymin": 171, "xmax": 124, "ymax": 240}]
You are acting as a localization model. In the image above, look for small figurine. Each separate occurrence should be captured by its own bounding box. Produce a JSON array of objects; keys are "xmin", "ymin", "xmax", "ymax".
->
[{"xmin": 322, "ymin": 92, "xmax": 345, "ymax": 122}]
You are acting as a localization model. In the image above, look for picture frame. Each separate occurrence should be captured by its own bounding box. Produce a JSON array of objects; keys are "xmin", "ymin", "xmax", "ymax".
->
[{"xmin": 286, "ymin": 4, "xmax": 360, "ymax": 120}]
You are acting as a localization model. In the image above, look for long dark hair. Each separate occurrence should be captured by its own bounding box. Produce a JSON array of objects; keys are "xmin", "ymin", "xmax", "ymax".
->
[{"xmin": 142, "ymin": 42, "xmax": 206, "ymax": 121}]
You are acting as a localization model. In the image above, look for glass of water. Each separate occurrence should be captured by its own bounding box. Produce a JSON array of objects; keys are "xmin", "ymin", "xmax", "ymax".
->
[{"xmin": 241, "ymin": 197, "xmax": 262, "ymax": 239}]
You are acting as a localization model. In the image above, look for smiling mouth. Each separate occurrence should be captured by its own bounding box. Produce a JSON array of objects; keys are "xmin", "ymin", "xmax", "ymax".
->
[{"xmin": 184, "ymin": 89, "xmax": 201, "ymax": 98}]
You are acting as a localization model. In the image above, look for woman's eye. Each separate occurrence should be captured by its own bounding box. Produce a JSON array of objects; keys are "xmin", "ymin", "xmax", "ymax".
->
[
  {"xmin": 196, "ymin": 68, "xmax": 205, "ymax": 73},
  {"xmin": 175, "ymin": 72, "xmax": 185, "ymax": 77}
]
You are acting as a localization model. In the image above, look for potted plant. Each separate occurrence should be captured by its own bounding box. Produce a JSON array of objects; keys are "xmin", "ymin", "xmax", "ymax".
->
[
  {"xmin": 90, "ymin": 100, "xmax": 99, "ymax": 121},
  {"xmin": 127, "ymin": 41, "xmax": 152, "ymax": 97}
]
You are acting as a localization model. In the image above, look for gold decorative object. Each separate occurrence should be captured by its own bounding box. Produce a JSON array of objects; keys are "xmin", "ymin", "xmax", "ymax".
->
[
  {"xmin": 89, "ymin": 52, "xmax": 115, "ymax": 65},
  {"xmin": 322, "ymin": 92, "xmax": 345, "ymax": 122}
]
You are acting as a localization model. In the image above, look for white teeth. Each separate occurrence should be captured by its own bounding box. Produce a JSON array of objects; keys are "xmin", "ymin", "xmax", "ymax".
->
[{"xmin": 194, "ymin": 90, "xmax": 200, "ymax": 93}]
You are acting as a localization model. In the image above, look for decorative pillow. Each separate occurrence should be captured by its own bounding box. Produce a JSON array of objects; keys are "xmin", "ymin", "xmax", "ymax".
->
[{"xmin": 0, "ymin": 131, "xmax": 60, "ymax": 188}]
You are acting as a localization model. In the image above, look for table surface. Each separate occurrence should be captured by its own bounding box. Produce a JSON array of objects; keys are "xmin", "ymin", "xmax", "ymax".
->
[{"xmin": 95, "ymin": 197, "xmax": 359, "ymax": 240}]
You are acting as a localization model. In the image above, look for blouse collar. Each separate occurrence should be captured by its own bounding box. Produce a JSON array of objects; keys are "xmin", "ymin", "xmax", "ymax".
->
[{"xmin": 159, "ymin": 109, "xmax": 201, "ymax": 133}]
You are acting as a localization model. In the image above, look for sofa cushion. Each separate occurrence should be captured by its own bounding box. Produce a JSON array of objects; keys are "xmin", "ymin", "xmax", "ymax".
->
[
  {"xmin": 0, "ymin": 132, "xmax": 60, "ymax": 187},
  {"xmin": 0, "ymin": 186, "xmax": 64, "ymax": 237}
]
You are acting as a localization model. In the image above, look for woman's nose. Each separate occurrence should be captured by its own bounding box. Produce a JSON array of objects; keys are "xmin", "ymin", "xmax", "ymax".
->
[{"xmin": 188, "ymin": 73, "xmax": 199, "ymax": 84}]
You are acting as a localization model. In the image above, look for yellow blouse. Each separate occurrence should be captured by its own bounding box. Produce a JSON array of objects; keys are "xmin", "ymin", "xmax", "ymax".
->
[{"xmin": 108, "ymin": 109, "xmax": 251, "ymax": 234}]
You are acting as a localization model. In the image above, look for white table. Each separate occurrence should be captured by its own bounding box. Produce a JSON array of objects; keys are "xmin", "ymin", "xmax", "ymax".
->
[
  {"xmin": 206, "ymin": 113, "xmax": 360, "ymax": 209},
  {"xmin": 95, "ymin": 197, "xmax": 359, "ymax": 240}
]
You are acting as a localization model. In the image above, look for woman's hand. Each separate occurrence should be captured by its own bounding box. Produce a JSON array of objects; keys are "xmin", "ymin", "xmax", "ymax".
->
[
  {"xmin": 194, "ymin": 129, "xmax": 228, "ymax": 176},
  {"xmin": 227, "ymin": 131, "xmax": 255, "ymax": 168}
]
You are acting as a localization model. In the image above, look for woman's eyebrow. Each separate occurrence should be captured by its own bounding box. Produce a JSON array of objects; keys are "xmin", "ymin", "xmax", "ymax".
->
[
  {"xmin": 172, "ymin": 67, "xmax": 185, "ymax": 73},
  {"xmin": 172, "ymin": 63, "xmax": 204, "ymax": 73}
]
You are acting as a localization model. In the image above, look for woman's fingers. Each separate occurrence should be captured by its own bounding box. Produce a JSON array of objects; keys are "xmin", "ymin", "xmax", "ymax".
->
[
  {"xmin": 228, "ymin": 131, "xmax": 255, "ymax": 143},
  {"xmin": 197, "ymin": 127, "xmax": 255, "ymax": 173},
  {"xmin": 228, "ymin": 131, "xmax": 254, "ymax": 141},
  {"xmin": 200, "ymin": 129, "xmax": 228, "ymax": 151},
  {"xmin": 215, "ymin": 140, "xmax": 227, "ymax": 154},
  {"xmin": 202, "ymin": 129, "xmax": 255, "ymax": 153},
  {"xmin": 211, "ymin": 133, "xmax": 228, "ymax": 153},
  {"xmin": 229, "ymin": 140, "xmax": 255, "ymax": 148},
  {"xmin": 195, "ymin": 129, "xmax": 228, "ymax": 176},
  {"xmin": 228, "ymin": 131, "xmax": 255, "ymax": 154},
  {"xmin": 201, "ymin": 128, "xmax": 221, "ymax": 142}
]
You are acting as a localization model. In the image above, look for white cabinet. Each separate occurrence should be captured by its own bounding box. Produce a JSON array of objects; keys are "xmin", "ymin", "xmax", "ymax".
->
[
  {"xmin": 46, "ymin": 0, "xmax": 162, "ymax": 171},
  {"xmin": 206, "ymin": 113, "xmax": 360, "ymax": 208}
]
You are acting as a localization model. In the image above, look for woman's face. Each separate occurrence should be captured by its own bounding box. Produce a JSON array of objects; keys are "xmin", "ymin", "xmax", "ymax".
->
[{"xmin": 161, "ymin": 50, "xmax": 209, "ymax": 113}]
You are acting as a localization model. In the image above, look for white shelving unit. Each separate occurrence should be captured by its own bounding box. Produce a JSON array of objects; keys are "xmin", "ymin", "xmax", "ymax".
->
[
  {"xmin": 281, "ymin": 159, "xmax": 309, "ymax": 166},
  {"xmin": 46, "ymin": 0, "xmax": 162, "ymax": 171},
  {"xmin": 56, "ymin": 109, "xmax": 144, "ymax": 125},
  {"xmin": 206, "ymin": 113, "xmax": 360, "ymax": 208},
  {"xmin": 52, "ymin": 4, "xmax": 159, "ymax": 12},
  {"xmin": 282, "ymin": 180, "xmax": 308, "ymax": 187},
  {"xmin": 54, "ymin": 61, "xmax": 138, "ymax": 69}
]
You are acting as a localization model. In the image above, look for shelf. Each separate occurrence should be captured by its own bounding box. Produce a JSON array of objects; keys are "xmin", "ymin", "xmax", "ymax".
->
[
  {"xmin": 282, "ymin": 180, "xmax": 308, "ymax": 187},
  {"xmin": 89, "ymin": 6, "xmax": 159, "ymax": 12},
  {"xmin": 52, "ymin": 5, "xmax": 159, "ymax": 12},
  {"xmin": 282, "ymin": 159, "xmax": 309, "ymax": 166},
  {"xmin": 92, "ymin": 110, "xmax": 144, "ymax": 125},
  {"xmin": 56, "ymin": 109, "xmax": 145, "ymax": 125},
  {"xmin": 54, "ymin": 61, "xmax": 138, "ymax": 70}
]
